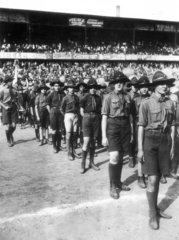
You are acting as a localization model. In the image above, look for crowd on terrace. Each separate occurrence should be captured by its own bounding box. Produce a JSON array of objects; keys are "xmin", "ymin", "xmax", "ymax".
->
[{"xmin": 1, "ymin": 39, "xmax": 179, "ymax": 55}]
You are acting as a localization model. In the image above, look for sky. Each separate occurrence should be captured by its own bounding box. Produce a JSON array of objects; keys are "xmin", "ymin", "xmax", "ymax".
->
[{"xmin": 1, "ymin": 0, "xmax": 179, "ymax": 22}]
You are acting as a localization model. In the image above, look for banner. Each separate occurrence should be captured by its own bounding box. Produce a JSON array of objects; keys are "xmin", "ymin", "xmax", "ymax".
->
[
  {"xmin": 53, "ymin": 52, "xmax": 72, "ymax": 59},
  {"xmin": 69, "ymin": 18, "xmax": 85, "ymax": 27},
  {"xmin": 0, "ymin": 52, "xmax": 51, "ymax": 59},
  {"xmin": 87, "ymin": 19, "xmax": 103, "ymax": 28},
  {"xmin": 0, "ymin": 52, "xmax": 179, "ymax": 61}
]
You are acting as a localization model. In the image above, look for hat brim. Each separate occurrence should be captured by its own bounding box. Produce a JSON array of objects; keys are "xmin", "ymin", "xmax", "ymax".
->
[
  {"xmin": 38, "ymin": 86, "xmax": 49, "ymax": 91},
  {"xmin": 110, "ymin": 78, "xmax": 129, "ymax": 85},
  {"xmin": 87, "ymin": 84, "xmax": 103, "ymax": 89},
  {"xmin": 151, "ymin": 78, "xmax": 175, "ymax": 86},
  {"xmin": 76, "ymin": 83, "xmax": 87, "ymax": 88},
  {"xmin": 50, "ymin": 81, "xmax": 64, "ymax": 87},
  {"xmin": 63, "ymin": 85, "xmax": 77, "ymax": 90},
  {"xmin": 136, "ymin": 83, "xmax": 151, "ymax": 88}
]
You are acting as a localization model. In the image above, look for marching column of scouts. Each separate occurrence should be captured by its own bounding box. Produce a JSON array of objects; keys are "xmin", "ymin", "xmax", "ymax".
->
[{"xmin": 0, "ymin": 70, "xmax": 179, "ymax": 230}]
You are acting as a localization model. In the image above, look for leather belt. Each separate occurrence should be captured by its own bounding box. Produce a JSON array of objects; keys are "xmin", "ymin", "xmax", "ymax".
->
[
  {"xmin": 148, "ymin": 128, "xmax": 167, "ymax": 133},
  {"xmin": 84, "ymin": 112, "xmax": 99, "ymax": 116},
  {"xmin": 114, "ymin": 116, "xmax": 128, "ymax": 120}
]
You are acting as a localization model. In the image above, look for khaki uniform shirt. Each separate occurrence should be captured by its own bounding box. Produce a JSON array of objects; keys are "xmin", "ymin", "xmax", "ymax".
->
[
  {"xmin": 138, "ymin": 92, "xmax": 175, "ymax": 130},
  {"xmin": 102, "ymin": 90, "xmax": 131, "ymax": 118}
]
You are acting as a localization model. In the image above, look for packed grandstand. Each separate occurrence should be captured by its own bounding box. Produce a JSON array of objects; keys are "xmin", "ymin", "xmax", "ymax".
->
[{"xmin": 0, "ymin": 8, "xmax": 179, "ymax": 84}]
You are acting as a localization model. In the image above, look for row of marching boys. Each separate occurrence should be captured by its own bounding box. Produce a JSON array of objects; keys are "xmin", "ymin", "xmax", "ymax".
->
[{"xmin": 1, "ymin": 70, "xmax": 179, "ymax": 231}]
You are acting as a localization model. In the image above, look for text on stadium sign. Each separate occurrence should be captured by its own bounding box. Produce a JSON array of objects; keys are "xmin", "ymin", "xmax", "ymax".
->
[
  {"xmin": 69, "ymin": 18, "xmax": 103, "ymax": 27},
  {"xmin": 69, "ymin": 18, "xmax": 86, "ymax": 27},
  {"xmin": 87, "ymin": 19, "xmax": 103, "ymax": 27}
]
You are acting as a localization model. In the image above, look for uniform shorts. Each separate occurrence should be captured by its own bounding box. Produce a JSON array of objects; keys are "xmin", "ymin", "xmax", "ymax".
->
[
  {"xmin": 39, "ymin": 107, "xmax": 49, "ymax": 128},
  {"xmin": 64, "ymin": 113, "xmax": 78, "ymax": 132},
  {"xmin": 107, "ymin": 118, "xmax": 131, "ymax": 153},
  {"xmin": 143, "ymin": 131, "xmax": 171, "ymax": 175},
  {"xmin": 50, "ymin": 107, "xmax": 63, "ymax": 131},
  {"xmin": 2, "ymin": 105, "xmax": 18, "ymax": 125},
  {"xmin": 83, "ymin": 114, "xmax": 101, "ymax": 138}
]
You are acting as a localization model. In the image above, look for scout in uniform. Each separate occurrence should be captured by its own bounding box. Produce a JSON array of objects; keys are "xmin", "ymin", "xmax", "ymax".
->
[
  {"xmin": 102, "ymin": 72, "xmax": 133, "ymax": 199},
  {"xmin": 76, "ymin": 80, "xmax": 88, "ymax": 148},
  {"xmin": 29, "ymin": 85, "xmax": 40, "ymax": 141},
  {"xmin": 127, "ymin": 76, "xmax": 139, "ymax": 168},
  {"xmin": 0, "ymin": 75, "xmax": 19, "ymax": 147},
  {"xmin": 133, "ymin": 76, "xmax": 150, "ymax": 188},
  {"xmin": 80, "ymin": 79, "xmax": 102, "ymax": 174},
  {"xmin": 47, "ymin": 80, "xmax": 65, "ymax": 153},
  {"xmin": 35, "ymin": 84, "xmax": 50, "ymax": 146},
  {"xmin": 138, "ymin": 71, "xmax": 175, "ymax": 230},
  {"xmin": 61, "ymin": 80, "xmax": 81, "ymax": 161}
]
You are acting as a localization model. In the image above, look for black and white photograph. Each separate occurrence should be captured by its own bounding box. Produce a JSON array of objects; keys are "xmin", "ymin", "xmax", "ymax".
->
[{"xmin": 0, "ymin": 0, "xmax": 179, "ymax": 239}]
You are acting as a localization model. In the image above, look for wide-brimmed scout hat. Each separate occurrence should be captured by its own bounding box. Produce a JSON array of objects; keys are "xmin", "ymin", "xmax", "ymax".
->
[
  {"xmin": 87, "ymin": 78, "xmax": 103, "ymax": 89},
  {"xmin": 151, "ymin": 71, "xmax": 175, "ymax": 86},
  {"xmin": 4, "ymin": 75, "xmax": 14, "ymax": 83},
  {"xmin": 76, "ymin": 80, "xmax": 87, "ymax": 89},
  {"xmin": 136, "ymin": 76, "xmax": 150, "ymax": 88},
  {"xmin": 110, "ymin": 71, "xmax": 129, "ymax": 85},
  {"xmin": 63, "ymin": 80, "xmax": 77, "ymax": 90},
  {"xmin": 37, "ymin": 84, "xmax": 49, "ymax": 91},
  {"xmin": 50, "ymin": 80, "xmax": 64, "ymax": 87}
]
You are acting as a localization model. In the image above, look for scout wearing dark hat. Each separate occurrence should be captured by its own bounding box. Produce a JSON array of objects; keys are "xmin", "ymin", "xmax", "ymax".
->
[
  {"xmin": 35, "ymin": 83, "xmax": 50, "ymax": 146},
  {"xmin": 137, "ymin": 76, "xmax": 150, "ymax": 88},
  {"xmin": 76, "ymin": 80, "xmax": 88, "ymax": 149},
  {"xmin": 102, "ymin": 71, "xmax": 132, "ymax": 199},
  {"xmin": 80, "ymin": 78, "xmax": 102, "ymax": 174},
  {"xmin": 63, "ymin": 80, "xmax": 77, "ymax": 90},
  {"xmin": 29, "ymin": 84, "xmax": 40, "ymax": 141},
  {"xmin": 133, "ymin": 75, "xmax": 151, "ymax": 188},
  {"xmin": 50, "ymin": 80, "xmax": 64, "ymax": 87},
  {"xmin": 151, "ymin": 71, "xmax": 175, "ymax": 86},
  {"xmin": 0, "ymin": 75, "xmax": 18, "ymax": 147},
  {"xmin": 37, "ymin": 84, "xmax": 50, "ymax": 92},
  {"xmin": 110, "ymin": 71, "xmax": 129, "ymax": 85},
  {"xmin": 137, "ymin": 70, "xmax": 175, "ymax": 230},
  {"xmin": 47, "ymin": 79, "xmax": 65, "ymax": 153},
  {"xmin": 61, "ymin": 79, "xmax": 80, "ymax": 161},
  {"xmin": 87, "ymin": 78, "xmax": 104, "ymax": 89}
]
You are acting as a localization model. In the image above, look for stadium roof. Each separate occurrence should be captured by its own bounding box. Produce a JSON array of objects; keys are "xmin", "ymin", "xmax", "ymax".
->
[{"xmin": 1, "ymin": 0, "xmax": 179, "ymax": 22}]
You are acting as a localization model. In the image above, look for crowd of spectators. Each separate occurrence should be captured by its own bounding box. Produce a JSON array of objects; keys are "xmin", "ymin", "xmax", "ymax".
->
[
  {"xmin": 1, "ymin": 39, "xmax": 179, "ymax": 55},
  {"xmin": 0, "ymin": 61, "xmax": 179, "ymax": 86}
]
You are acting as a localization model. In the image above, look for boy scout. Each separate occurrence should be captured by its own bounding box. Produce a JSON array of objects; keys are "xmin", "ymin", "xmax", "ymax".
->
[
  {"xmin": 80, "ymin": 78, "xmax": 102, "ymax": 174},
  {"xmin": 47, "ymin": 80, "xmax": 64, "ymax": 153},
  {"xmin": 138, "ymin": 71, "xmax": 175, "ymax": 230},
  {"xmin": 102, "ymin": 71, "xmax": 133, "ymax": 199},
  {"xmin": 35, "ymin": 84, "xmax": 50, "ymax": 146},
  {"xmin": 134, "ymin": 76, "xmax": 150, "ymax": 188},
  {"xmin": 0, "ymin": 75, "xmax": 19, "ymax": 147},
  {"xmin": 61, "ymin": 80, "xmax": 81, "ymax": 161}
]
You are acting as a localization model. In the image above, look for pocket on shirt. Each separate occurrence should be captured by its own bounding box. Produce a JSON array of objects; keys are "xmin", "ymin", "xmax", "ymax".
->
[
  {"xmin": 111, "ymin": 100, "xmax": 120, "ymax": 109},
  {"xmin": 150, "ymin": 108, "xmax": 162, "ymax": 122}
]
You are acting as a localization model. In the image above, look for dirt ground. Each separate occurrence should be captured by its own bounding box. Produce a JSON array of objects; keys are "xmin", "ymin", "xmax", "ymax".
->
[{"xmin": 0, "ymin": 124, "xmax": 179, "ymax": 240}]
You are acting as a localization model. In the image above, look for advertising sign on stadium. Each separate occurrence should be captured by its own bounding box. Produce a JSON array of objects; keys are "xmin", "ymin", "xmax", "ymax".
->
[
  {"xmin": 87, "ymin": 19, "xmax": 103, "ymax": 28},
  {"xmin": 156, "ymin": 24, "xmax": 175, "ymax": 32},
  {"xmin": 69, "ymin": 18, "xmax": 86, "ymax": 27}
]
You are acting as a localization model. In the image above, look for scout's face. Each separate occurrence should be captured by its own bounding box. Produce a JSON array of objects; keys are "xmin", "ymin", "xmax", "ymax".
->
[
  {"xmin": 139, "ymin": 87, "xmax": 148, "ymax": 96},
  {"xmin": 89, "ymin": 87, "xmax": 96, "ymax": 95},
  {"xmin": 114, "ymin": 82, "xmax": 124, "ymax": 92},
  {"xmin": 41, "ymin": 88, "xmax": 46, "ymax": 94},
  {"xmin": 54, "ymin": 84, "xmax": 60, "ymax": 91},
  {"xmin": 155, "ymin": 84, "xmax": 167, "ymax": 95},
  {"xmin": 79, "ymin": 85, "xmax": 84, "ymax": 92},
  {"xmin": 68, "ymin": 87, "xmax": 74, "ymax": 94}
]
